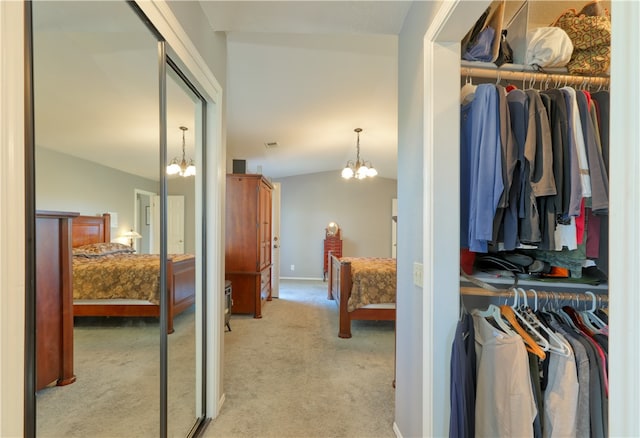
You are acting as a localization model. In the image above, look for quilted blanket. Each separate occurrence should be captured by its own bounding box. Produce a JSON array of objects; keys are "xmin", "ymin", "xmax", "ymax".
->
[
  {"xmin": 341, "ymin": 257, "xmax": 396, "ymax": 312},
  {"xmin": 73, "ymin": 253, "xmax": 193, "ymax": 304}
]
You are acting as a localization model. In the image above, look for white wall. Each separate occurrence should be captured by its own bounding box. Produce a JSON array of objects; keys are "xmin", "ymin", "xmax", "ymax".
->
[
  {"xmin": 395, "ymin": 2, "xmax": 442, "ymax": 436},
  {"xmin": 273, "ymin": 171, "xmax": 397, "ymax": 279}
]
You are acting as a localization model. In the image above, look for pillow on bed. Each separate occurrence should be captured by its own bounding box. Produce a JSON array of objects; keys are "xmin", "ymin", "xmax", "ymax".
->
[{"xmin": 73, "ymin": 242, "xmax": 135, "ymax": 257}]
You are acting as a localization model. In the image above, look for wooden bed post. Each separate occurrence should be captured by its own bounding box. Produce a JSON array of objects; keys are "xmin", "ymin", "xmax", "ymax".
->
[
  {"xmin": 166, "ymin": 260, "xmax": 175, "ymax": 334},
  {"xmin": 327, "ymin": 250, "xmax": 334, "ymax": 300},
  {"xmin": 338, "ymin": 259, "xmax": 353, "ymax": 339}
]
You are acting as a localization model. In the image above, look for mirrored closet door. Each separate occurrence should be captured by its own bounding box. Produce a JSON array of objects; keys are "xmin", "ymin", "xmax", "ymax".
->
[
  {"xmin": 165, "ymin": 63, "xmax": 205, "ymax": 437},
  {"xmin": 30, "ymin": 1, "xmax": 206, "ymax": 436}
]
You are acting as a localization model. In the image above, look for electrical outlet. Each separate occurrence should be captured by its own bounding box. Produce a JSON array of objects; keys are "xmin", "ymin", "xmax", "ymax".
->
[
  {"xmin": 290, "ymin": 264, "xmax": 295, "ymax": 271},
  {"xmin": 413, "ymin": 262, "xmax": 423, "ymax": 287}
]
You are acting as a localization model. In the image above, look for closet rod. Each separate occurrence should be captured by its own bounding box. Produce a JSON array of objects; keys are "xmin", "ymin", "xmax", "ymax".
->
[
  {"xmin": 461, "ymin": 66, "xmax": 610, "ymax": 88},
  {"xmin": 461, "ymin": 286, "xmax": 608, "ymax": 304}
]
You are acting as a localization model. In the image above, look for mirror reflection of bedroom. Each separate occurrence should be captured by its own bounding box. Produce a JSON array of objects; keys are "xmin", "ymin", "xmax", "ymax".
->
[{"xmin": 33, "ymin": 2, "xmax": 202, "ymax": 436}]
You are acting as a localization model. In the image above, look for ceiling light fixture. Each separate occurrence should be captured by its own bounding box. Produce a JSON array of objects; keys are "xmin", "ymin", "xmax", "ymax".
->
[
  {"xmin": 341, "ymin": 128, "xmax": 377, "ymax": 180},
  {"xmin": 167, "ymin": 126, "xmax": 195, "ymax": 177}
]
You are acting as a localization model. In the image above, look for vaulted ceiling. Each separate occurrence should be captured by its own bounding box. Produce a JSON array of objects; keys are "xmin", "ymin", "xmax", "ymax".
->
[
  {"xmin": 33, "ymin": 1, "xmax": 607, "ymax": 181},
  {"xmin": 199, "ymin": 1, "xmax": 411, "ymax": 179}
]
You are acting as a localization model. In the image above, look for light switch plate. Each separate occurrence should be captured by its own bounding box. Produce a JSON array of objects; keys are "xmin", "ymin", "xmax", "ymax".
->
[{"xmin": 413, "ymin": 262, "xmax": 423, "ymax": 287}]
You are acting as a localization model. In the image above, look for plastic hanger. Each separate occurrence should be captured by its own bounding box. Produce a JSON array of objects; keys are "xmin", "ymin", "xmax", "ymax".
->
[
  {"xmin": 577, "ymin": 293, "xmax": 601, "ymax": 332},
  {"xmin": 460, "ymin": 72, "xmax": 477, "ymax": 104},
  {"xmin": 524, "ymin": 289, "xmax": 571, "ymax": 357},
  {"xmin": 514, "ymin": 288, "xmax": 551, "ymax": 350},
  {"xmin": 472, "ymin": 304, "xmax": 516, "ymax": 336},
  {"xmin": 498, "ymin": 289, "xmax": 546, "ymax": 359},
  {"xmin": 582, "ymin": 291, "xmax": 607, "ymax": 330}
]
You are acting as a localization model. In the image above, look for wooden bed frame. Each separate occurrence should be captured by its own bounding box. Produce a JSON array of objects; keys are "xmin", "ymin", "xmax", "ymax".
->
[
  {"xmin": 327, "ymin": 251, "xmax": 396, "ymax": 338},
  {"xmin": 72, "ymin": 213, "xmax": 196, "ymax": 334}
]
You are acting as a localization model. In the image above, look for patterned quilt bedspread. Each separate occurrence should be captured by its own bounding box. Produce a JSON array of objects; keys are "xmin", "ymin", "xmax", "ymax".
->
[
  {"xmin": 73, "ymin": 253, "xmax": 194, "ymax": 304},
  {"xmin": 341, "ymin": 257, "xmax": 396, "ymax": 312}
]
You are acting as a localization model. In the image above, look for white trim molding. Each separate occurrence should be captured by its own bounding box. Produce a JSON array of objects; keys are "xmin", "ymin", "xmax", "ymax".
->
[
  {"xmin": 421, "ymin": 1, "xmax": 500, "ymax": 436},
  {"xmin": 609, "ymin": 1, "xmax": 640, "ymax": 436},
  {"xmin": 0, "ymin": 1, "xmax": 26, "ymax": 436}
]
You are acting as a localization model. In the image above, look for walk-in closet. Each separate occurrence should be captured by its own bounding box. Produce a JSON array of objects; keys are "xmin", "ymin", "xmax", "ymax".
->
[{"xmin": 452, "ymin": 1, "xmax": 614, "ymax": 436}]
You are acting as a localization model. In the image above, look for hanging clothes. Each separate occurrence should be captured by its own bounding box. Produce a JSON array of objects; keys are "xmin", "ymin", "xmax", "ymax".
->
[
  {"xmin": 576, "ymin": 91, "xmax": 609, "ymax": 213},
  {"xmin": 542, "ymin": 332, "xmax": 579, "ymax": 437},
  {"xmin": 461, "ymin": 84, "xmax": 504, "ymax": 252},
  {"xmin": 472, "ymin": 313, "xmax": 537, "ymax": 437},
  {"xmin": 449, "ymin": 312, "xmax": 476, "ymax": 438},
  {"xmin": 459, "ymin": 80, "xmax": 610, "ymax": 280},
  {"xmin": 453, "ymin": 293, "xmax": 609, "ymax": 438}
]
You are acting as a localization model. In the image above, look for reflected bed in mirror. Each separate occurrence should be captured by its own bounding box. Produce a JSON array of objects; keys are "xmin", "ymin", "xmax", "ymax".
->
[{"xmin": 71, "ymin": 213, "xmax": 195, "ymax": 334}]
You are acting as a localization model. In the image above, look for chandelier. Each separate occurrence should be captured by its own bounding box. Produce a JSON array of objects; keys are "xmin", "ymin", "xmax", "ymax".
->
[
  {"xmin": 341, "ymin": 128, "xmax": 377, "ymax": 179},
  {"xmin": 167, "ymin": 126, "xmax": 195, "ymax": 177}
]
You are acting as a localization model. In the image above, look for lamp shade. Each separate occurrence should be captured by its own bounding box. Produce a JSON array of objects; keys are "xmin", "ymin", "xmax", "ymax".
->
[
  {"xmin": 121, "ymin": 229, "xmax": 142, "ymax": 247},
  {"xmin": 121, "ymin": 230, "xmax": 142, "ymax": 239}
]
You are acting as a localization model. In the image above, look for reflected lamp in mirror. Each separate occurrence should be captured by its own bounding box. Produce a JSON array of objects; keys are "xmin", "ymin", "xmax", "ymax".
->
[
  {"xmin": 121, "ymin": 229, "xmax": 142, "ymax": 247},
  {"xmin": 341, "ymin": 128, "xmax": 377, "ymax": 180},
  {"xmin": 167, "ymin": 126, "xmax": 196, "ymax": 177}
]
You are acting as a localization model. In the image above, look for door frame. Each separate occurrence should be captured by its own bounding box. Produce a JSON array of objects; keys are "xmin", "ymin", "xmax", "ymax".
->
[
  {"xmin": 135, "ymin": 188, "xmax": 156, "ymax": 253},
  {"xmin": 271, "ymin": 182, "xmax": 281, "ymax": 298}
]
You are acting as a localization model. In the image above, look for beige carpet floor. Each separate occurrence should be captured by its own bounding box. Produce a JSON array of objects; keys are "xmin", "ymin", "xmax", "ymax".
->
[
  {"xmin": 203, "ymin": 279, "xmax": 396, "ymax": 438},
  {"xmin": 36, "ymin": 307, "xmax": 197, "ymax": 437},
  {"xmin": 35, "ymin": 279, "xmax": 395, "ymax": 437}
]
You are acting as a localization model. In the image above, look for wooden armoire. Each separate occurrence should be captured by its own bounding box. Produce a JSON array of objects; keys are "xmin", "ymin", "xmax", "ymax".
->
[{"xmin": 225, "ymin": 174, "xmax": 273, "ymax": 318}]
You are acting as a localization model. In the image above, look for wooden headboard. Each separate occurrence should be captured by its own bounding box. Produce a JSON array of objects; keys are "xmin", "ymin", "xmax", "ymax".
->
[{"xmin": 71, "ymin": 213, "xmax": 111, "ymax": 247}]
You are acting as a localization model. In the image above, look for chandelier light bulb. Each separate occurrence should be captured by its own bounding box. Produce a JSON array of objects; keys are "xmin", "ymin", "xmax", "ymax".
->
[
  {"xmin": 167, "ymin": 163, "xmax": 181, "ymax": 175},
  {"xmin": 341, "ymin": 167, "xmax": 354, "ymax": 179}
]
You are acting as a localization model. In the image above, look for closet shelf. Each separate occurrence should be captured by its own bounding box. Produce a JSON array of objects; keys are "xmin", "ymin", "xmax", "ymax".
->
[{"xmin": 460, "ymin": 60, "xmax": 610, "ymax": 88}]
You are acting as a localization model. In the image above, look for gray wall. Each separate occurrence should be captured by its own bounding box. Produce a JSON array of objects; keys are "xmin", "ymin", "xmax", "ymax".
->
[
  {"xmin": 35, "ymin": 146, "xmax": 196, "ymax": 252},
  {"xmin": 273, "ymin": 171, "xmax": 397, "ymax": 279},
  {"xmin": 396, "ymin": 2, "xmax": 442, "ymax": 437}
]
